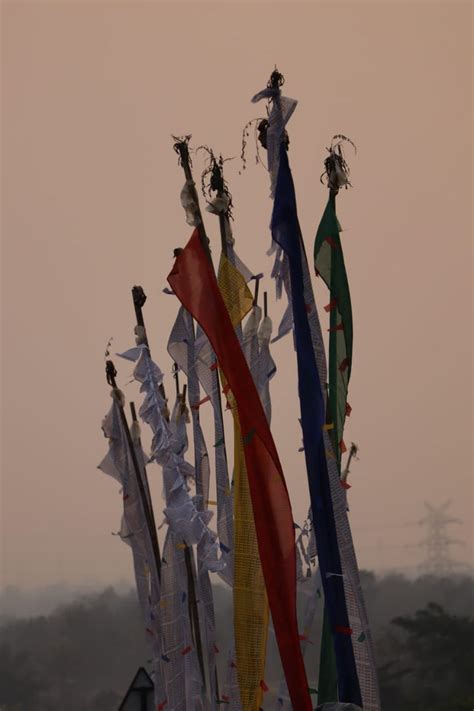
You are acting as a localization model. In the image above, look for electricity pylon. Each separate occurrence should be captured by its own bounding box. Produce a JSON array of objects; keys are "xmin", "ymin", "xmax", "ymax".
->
[{"xmin": 417, "ymin": 500, "xmax": 465, "ymax": 576}]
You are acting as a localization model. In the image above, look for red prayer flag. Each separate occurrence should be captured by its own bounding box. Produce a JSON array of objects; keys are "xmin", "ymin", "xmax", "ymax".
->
[{"xmin": 168, "ymin": 229, "xmax": 312, "ymax": 711}]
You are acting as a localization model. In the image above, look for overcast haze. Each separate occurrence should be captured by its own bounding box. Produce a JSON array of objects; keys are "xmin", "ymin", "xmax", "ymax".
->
[{"xmin": 1, "ymin": 1, "xmax": 472, "ymax": 592}]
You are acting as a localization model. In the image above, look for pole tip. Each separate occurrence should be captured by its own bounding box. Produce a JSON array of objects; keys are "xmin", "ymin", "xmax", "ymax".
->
[
  {"xmin": 132, "ymin": 285, "xmax": 147, "ymax": 307},
  {"xmin": 267, "ymin": 67, "xmax": 285, "ymax": 89},
  {"xmin": 172, "ymin": 135, "xmax": 192, "ymax": 165},
  {"xmin": 105, "ymin": 360, "xmax": 117, "ymax": 387}
]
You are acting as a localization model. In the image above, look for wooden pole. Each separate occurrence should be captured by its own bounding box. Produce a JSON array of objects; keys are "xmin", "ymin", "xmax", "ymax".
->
[
  {"xmin": 105, "ymin": 360, "xmax": 161, "ymax": 582},
  {"xmin": 132, "ymin": 285, "xmax": 167, "ymax": 405},
  {"xmin": 253, "ymin": 277, "xmax": 260, "ymax": 307},
  {"xmin": 173, "ymin": 138, "xmax": 212, "ymax": 260},
  {"xmin": 173, "ymin": 362, "xmax": 180, "ymax": 398},
  {"xmin": 174, "ymin": 143, "xmax": 232, "ymax": 521},
  {"xmin": 130, "ymin": 285, "xmax": 207, "ymax": 690},
  {"xmin": 129, "ymin": 400, "xmax": 162, "ymax": 581},
  {"xmin": 173, "ymin": 137, "xmax": 231, "ymax": 702},
  {"xmin": 342, "ymin": 443, "xmax": 358, "ymax": 482}
]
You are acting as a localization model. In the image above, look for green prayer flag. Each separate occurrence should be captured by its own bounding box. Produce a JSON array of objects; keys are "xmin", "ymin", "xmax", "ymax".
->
[{"xmin": 314, "ymin": 194, "xmax": 353, "ymax": 470}]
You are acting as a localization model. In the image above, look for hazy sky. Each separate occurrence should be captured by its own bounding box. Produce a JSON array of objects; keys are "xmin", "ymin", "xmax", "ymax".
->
[{"xmin": 1, "ymin": 1, "xmax": 472, "ymax": 591}]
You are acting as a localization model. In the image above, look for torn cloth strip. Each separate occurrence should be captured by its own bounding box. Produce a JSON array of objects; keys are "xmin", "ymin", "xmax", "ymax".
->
[
  {"xmin": 168, "ymin": 229, "xmax": 312, "ymax": 711},
  {"xmin": 250, "ymin": 85, "xmax": 297, "ymax": 198},
  {"xmin": 252, "ymin": 86, "xmax": 297, "ymax": 344},
  {"xmin": 117, "ymin": 346, "xmax": 221, "ymax": 565},
  {"xmin": 160, "ymin": 526, "xmax": 200, "ymax": 711},
  {"xmin": 117, "ymin": 344, "xmax": 224, "ymax": 708},
  {"xmin": 314, "ymin": 196, "xmax": 353, "ymax": 469},
  {"xmin": 158, "ymin": 397, "xmax": 202, "ymax": 711},
  {"xmin": 271, "ymin": 144, "xmax": 361, "ymax": 706},
  {"xmin": 166, "ymin": 307, "xmax": 235, "ymax": 587},
  {"xmin": 161, "ymin": 397, "xmax": 210, "ymax": 710},
  {"xmin": 168, "ymin": 307, "xmax": 220, "ymax": 706},
  {"xmin": 193, "ymin": 331, "xmax": 235, "ymax": 589}
]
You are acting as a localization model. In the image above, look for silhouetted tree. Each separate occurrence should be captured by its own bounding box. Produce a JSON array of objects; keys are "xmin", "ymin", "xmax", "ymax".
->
[
  {"xmin": 0, "ymin": 576, "xmax": 472, "ymax": 709},
  {"xmin": 380, "ymin": 602, "xmax": 474, "ymax": 710},
  {"xmin": 0, "ymin": 642, "xmax": 48, "ymax": 709}
]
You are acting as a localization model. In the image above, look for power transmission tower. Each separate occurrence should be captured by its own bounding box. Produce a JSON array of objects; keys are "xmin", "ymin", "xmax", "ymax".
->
[{"xmin": 417, "ymin": 500, "xmax": 464, "ymax": 576}]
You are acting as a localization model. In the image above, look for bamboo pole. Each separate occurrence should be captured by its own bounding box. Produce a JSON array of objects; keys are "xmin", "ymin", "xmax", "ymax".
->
[
  {"xmin": 105, "ymin": 360, "xmax": 161, "ymax": 582},
  {"xmin": 173, "ymin": 137, "xmax": 231, "ymax": 704},
  {"xmin": 129, "ymin": 400, "xmax": 162, "ymax": 582},
  {"xmin": 130, "ymin": 285, "xmax": 207, "ymax": 692},
  {"xmin": 171, "ymin": 363, "xmax": 207, "ymax": 693},
  {"xmin": 172, "ymin": 139, "xmax": 232, "ymax": 511}
]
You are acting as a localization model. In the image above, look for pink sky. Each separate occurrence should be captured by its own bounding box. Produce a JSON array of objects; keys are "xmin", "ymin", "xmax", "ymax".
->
[{"xmin": 1, "ymin": 1, "xmax": 472, "ymax": 589}]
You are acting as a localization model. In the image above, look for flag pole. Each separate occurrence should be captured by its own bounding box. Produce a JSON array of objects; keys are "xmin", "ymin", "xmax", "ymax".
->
[
  {"xmin": 129, "ymin": 400, "xmax": 162, "ymax": 578},
  {"xmin": 173, "ymin": 137, "xmax": 228, "ymax": 703},
  {"xmin": 197, "ymin": 151, "xmax": 232, "ymax": 469},
  {"xmin": 252, "ymin": 68, "xmax": 366, "ymax": 705},
  {"xmin": 171, "ymin": 139, "xmax": 232, "ymax": 507},
  {"xmin": 169, "ymin": 127, "xmax": 314, "ymax": 709},
  {"xmin": 205, "ymin": 149, "xmax": 274, "ymax": 709},
  {"xmin": 130, "ymin": 285, "xmax": 207, "ymax": 692},
  {"xmin": 132, "ymin": 285, "xmax": 168, "ymax": 408},
  {"xmin": 342, "ymin": 442, "xmax": 358, "ymax": 485},
  {"xmin": 208, "ymin": 152, "xmax": 229, "ymax": 258},
  {"xmin": 173, "ymin": 362, "xmax": 180, "ymax": 397},
  {"xmin": 173, "ymin": 137, "xmax": 212, "ymax": 261},
  {"xmin": 105, "ymin": 360, "xmax": 162, "ymax": 582}
]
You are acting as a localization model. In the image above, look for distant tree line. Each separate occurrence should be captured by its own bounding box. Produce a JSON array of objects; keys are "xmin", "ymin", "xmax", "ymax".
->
[{"xmin": 0, "ymin": 572, "xmax": 472, "ymax": 710}]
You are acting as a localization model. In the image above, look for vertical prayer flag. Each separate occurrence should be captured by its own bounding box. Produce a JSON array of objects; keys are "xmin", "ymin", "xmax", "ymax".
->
[
  {"xmin": 314, "ymin": 195, "xmax": 353, "ymax": 469},
  {"xmin": 271, "ymin": 144, "xmax": 362, "ymax": 706},
  {"xmin": 168, "ymin": 230, "xmax": 312, "ymax": 711}
]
